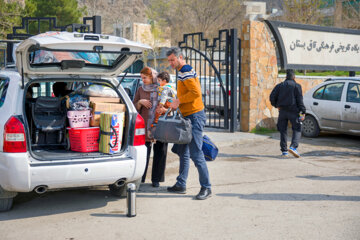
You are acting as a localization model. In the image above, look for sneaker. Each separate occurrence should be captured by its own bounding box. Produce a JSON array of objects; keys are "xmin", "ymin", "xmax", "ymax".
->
[
  {"xmin": 167, "ymin": 184, "xmax": 186, "ymax": 194},
  {"xmin": 152, "ymin": 182, "xmax": 160, "ymax": 188},
  {"xmin": 288, "ymin": 147, "xmax": 300, "ymax": 158},
  {"xmin": 281, "ymin": 151, "xmax": 289, "ymax": 157},
  {"xmin": 195, "ymin": 187, "xmax": 212, "ymax": 200}
]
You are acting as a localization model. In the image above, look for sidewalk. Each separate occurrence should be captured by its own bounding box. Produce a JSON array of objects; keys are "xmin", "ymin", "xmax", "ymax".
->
[{"xmin": 204, "ymin": 127, "xmax": 270, "ymax": 147}]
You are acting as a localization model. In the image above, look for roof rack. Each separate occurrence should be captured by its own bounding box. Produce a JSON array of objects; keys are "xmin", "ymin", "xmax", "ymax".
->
[
  {"xmin": 324, "ymin": 77, "xmax": 360, "ymax": 82},
  {"xmin": 1, "ymin": 16, "xmax": 101, "ymax": 67}
]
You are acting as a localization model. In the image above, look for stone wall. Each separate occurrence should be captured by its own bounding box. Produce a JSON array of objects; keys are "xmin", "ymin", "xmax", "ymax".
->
[
  {"xmin": 241, "ymin": 20, "xmax": 278, "ymax": 131},
  {"xmin": 241, "ymin": 20, "xmax": 327, "ymax": 131}
]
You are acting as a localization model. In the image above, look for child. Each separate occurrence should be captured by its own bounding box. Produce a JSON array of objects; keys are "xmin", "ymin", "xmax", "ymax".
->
[{"xmin": 151, "ymin": 71, "xmax": 177, "ymax": 130}]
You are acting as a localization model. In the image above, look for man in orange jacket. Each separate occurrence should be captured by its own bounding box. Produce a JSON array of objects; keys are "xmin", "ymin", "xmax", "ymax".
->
[{"xmin": 166, "ymin": 47, "xmax": 211, "ymax": 200}]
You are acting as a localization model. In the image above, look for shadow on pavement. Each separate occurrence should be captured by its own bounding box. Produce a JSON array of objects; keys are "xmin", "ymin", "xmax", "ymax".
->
[
  {"xmin": 297, "ymin": 175, "xmax": 360, "ymax": 181},
  {"xmin": 217, "ymin": 151, "xmax": 360, "ymax": 160},
  {"xmin": 0, "ymin": 189, "xmax": 118, "ymax": 221},
  {"xmin": 91, "ymin": 213, "xmax": 128, "ymax": 218},
  {"xmin": 301, "ymin": 150, "xmax": 360, "ymax": 157},
  {"xmin": 137, "ymin": 194, "xmax": 194, "ymax": 199},
  {"xmin": 270, "ymin": 132, "xmax": 360, "ymax": 150},
  {"xmin": 216, "ymin": 193, "xmax": 360, "ymax": 201},
  {"xmin": 217, "ymin": 153, "xmax": 288, "ymax": 160}
]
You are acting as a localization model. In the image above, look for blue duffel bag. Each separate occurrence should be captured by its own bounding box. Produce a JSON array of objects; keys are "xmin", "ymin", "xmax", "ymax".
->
[
  {"xmin": 171, "ymin": 135, "xmax": 218, "ymax": 161},
  {"xmin": 202, "ymin": 135, "xmax": 218, "ymax": 161}
]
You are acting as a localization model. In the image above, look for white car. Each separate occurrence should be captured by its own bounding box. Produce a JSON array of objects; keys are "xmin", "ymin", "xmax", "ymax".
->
[
  {"xmin": 200, "ymin": 74, "xmax": 240, "ymax": 116},
  {"xmin": 302, "ymin": 77, "xmax": 360, "ymax": 137},
  {"xmin": 0, "ymin": 32, "xmax": 150, "ymax": 211}
]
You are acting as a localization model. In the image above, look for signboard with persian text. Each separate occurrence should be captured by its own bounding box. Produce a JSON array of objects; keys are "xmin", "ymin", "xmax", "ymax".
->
[{"xmin": 265, "ymin": 20, "xmax": 360, "ymax": 71}]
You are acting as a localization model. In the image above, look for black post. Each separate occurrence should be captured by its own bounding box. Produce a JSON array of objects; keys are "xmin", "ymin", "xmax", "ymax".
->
[
  {"xmin": 238, "ymin": 37, "xmax": 242, "ymax": 131},
  {"xmin": 224, "ymin": 31, "xmax": 229, "ymax": 130},
  {"xmin": 230, "ymin": 29, "xmax": 238, "ymax": 132},
  {"xmin": 93, "ymin": 16, "xmax": 101, "ymax": 34},
  {"xmin": 349, "ymin": 71, "xmax": 355, "ymax": 77},
  {"xmin": 6, "ymin": 42, "xmax": 12, "ymax": 64}
]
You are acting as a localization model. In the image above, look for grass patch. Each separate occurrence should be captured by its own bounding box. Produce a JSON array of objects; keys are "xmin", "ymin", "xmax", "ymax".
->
[{"xmin": 250, "ymin": 127, "xmax": 277, "ymax": 135}]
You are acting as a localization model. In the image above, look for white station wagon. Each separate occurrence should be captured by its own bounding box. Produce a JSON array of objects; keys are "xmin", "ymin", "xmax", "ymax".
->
[{"xmin": 0, "ymin": 32, "xmax": 150, "ymax": 211}]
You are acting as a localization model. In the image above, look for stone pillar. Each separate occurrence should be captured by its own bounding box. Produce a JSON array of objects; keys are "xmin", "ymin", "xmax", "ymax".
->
[{"xmin": 240, "ymin": 20, "xmax": 279, "ymax": 132}]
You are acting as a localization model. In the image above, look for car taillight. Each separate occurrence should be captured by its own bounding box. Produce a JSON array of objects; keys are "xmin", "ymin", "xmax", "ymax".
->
[
  {"xmin": 133, "ymin": 114, "xmax": 145, "ymax": 146},
  {"xmin": 3, "ymin": 116, "xmax": 27, "ymax": 153}
]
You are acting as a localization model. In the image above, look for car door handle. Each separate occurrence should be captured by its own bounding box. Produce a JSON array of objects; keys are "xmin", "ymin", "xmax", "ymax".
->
[
  {"xmin": 344, "ymin": 105, "xmax": 351, "ymax": 109},
  {"xmin": 313, "ymin": 102, "xmax": 318, "ymax": 106}
]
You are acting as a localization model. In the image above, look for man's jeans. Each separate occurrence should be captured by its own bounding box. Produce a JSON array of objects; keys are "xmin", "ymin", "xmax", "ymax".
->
[
  {"xmin": 277, "ymin": 110, "xmax": 302, "ymax": 152},
  {"xmin": 175, "ymin": 110, "xmax": 211, "ymax": 189}
]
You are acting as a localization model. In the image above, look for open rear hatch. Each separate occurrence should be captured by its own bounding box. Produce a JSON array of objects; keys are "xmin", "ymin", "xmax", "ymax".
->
[
  {"xmin": 17, "ymin": 32, "xmax": 150, "ymax": 160},
  {"xmin": 16, "ymin": 31, "xmax": 151, "ymax": 86}
]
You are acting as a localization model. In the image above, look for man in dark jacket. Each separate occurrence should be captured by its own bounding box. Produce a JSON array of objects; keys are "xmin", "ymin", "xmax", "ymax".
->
[{"xmin": 270, "ymin": 69, "xmax": 306, "ymax": 157}]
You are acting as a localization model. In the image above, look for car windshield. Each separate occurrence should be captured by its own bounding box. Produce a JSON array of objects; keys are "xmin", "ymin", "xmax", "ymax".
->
[{"xmin": 29, "ymin": 49, "xmax": 127, "ymax": 68}]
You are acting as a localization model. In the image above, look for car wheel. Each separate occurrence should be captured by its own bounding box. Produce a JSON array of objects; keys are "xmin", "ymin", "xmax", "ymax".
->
[
  {"xmin": 302, "ymin": 115, "xmax": 320, "ymax": 138},
  {"xmin": 109, "ymin": 178, "xmax": 141, "ymax": 197},
  {"xmin": 0, "ymin": 197, "xmax": 13, "ymax": 212}
]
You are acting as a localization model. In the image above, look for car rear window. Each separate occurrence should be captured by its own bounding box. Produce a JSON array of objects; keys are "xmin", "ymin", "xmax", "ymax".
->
[
  {"xmin": 347, "ymin": 83, "xmax": 360, "ymax": 103},
  {"xmin": 0, "ymin": 78, "xmax": 9, "ymax": 108},
  {"xmin": 29, "ymin": 49, "xmax": 129, "ymax": 68}
]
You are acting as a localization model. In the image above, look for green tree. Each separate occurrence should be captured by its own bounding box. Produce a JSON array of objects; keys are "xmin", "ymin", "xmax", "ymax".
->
[
  {"xmin": 0, "ymin": 0, "xmax": 25, "ymax": 39},
  {"xmin": 24, "ymin": 0, "xmax": 86, "ymax": 34}
]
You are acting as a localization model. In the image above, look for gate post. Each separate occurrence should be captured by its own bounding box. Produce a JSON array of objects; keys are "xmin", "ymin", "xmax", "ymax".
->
[
  {"xmin": 230, "ymin": 28, "xmax": 238, "ymax": 132},
  {"xmin": 240, "ymin": 20, "xmax": 278, "ymax": 132}
]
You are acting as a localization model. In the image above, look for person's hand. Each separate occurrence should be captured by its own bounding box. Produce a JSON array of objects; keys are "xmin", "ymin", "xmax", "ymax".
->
[
  {"xmin": 140, "ymin": 99, "xmax": 152, "ymax": 109},
  {"xmin": 156, "ymin": 106, "xmax": 167, "ymax": 114},
  {"xmin": 170, "ymin": 99, "xmax": 180, "ymax": 110}
]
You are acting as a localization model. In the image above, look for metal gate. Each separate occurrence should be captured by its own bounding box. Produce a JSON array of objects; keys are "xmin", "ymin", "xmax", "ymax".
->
[{"xmin": 178, "ymin": 29, "xmax": 240, "ymax": 132}]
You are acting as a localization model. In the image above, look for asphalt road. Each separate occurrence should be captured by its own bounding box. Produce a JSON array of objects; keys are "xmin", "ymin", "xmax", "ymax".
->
[{"xmin": 0, "ymin": 131, "xmax": 359, "ymax": 240}]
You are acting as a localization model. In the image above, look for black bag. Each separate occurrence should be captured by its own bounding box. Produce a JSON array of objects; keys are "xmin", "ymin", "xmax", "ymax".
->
[{"xmin": 154, "ymin": 109, "xmax": 192, "ymax": 144}]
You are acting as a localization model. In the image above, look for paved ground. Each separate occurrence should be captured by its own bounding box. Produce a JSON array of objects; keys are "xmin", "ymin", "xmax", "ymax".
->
[{"xmin": 0, "ymin": 130, "xmax": 359, "ymax": 240}]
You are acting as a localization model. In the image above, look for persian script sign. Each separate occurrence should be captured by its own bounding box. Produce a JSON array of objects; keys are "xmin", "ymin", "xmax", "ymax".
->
[{"xmin": 265, "ymin": 20, "xmax": 360, "ymax": 71}]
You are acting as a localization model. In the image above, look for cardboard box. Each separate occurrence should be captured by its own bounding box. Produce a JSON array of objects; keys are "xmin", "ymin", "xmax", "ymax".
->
[
  {"xmin": 66, "ymin": 96, "xmax": 120, "ymax": 109},
  {"xmin": 88, "ymin": 97, "xmax": 121, "ymax": 103},
  {"xmin": 90, "ymin": 102, "xmax": 126, "ymax": 127}
]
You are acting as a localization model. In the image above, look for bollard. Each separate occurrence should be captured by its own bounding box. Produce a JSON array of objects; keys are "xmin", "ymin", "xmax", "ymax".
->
[{"xmin": 127, "ymin": 183, "xmax": 136, "ymax": 217}]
